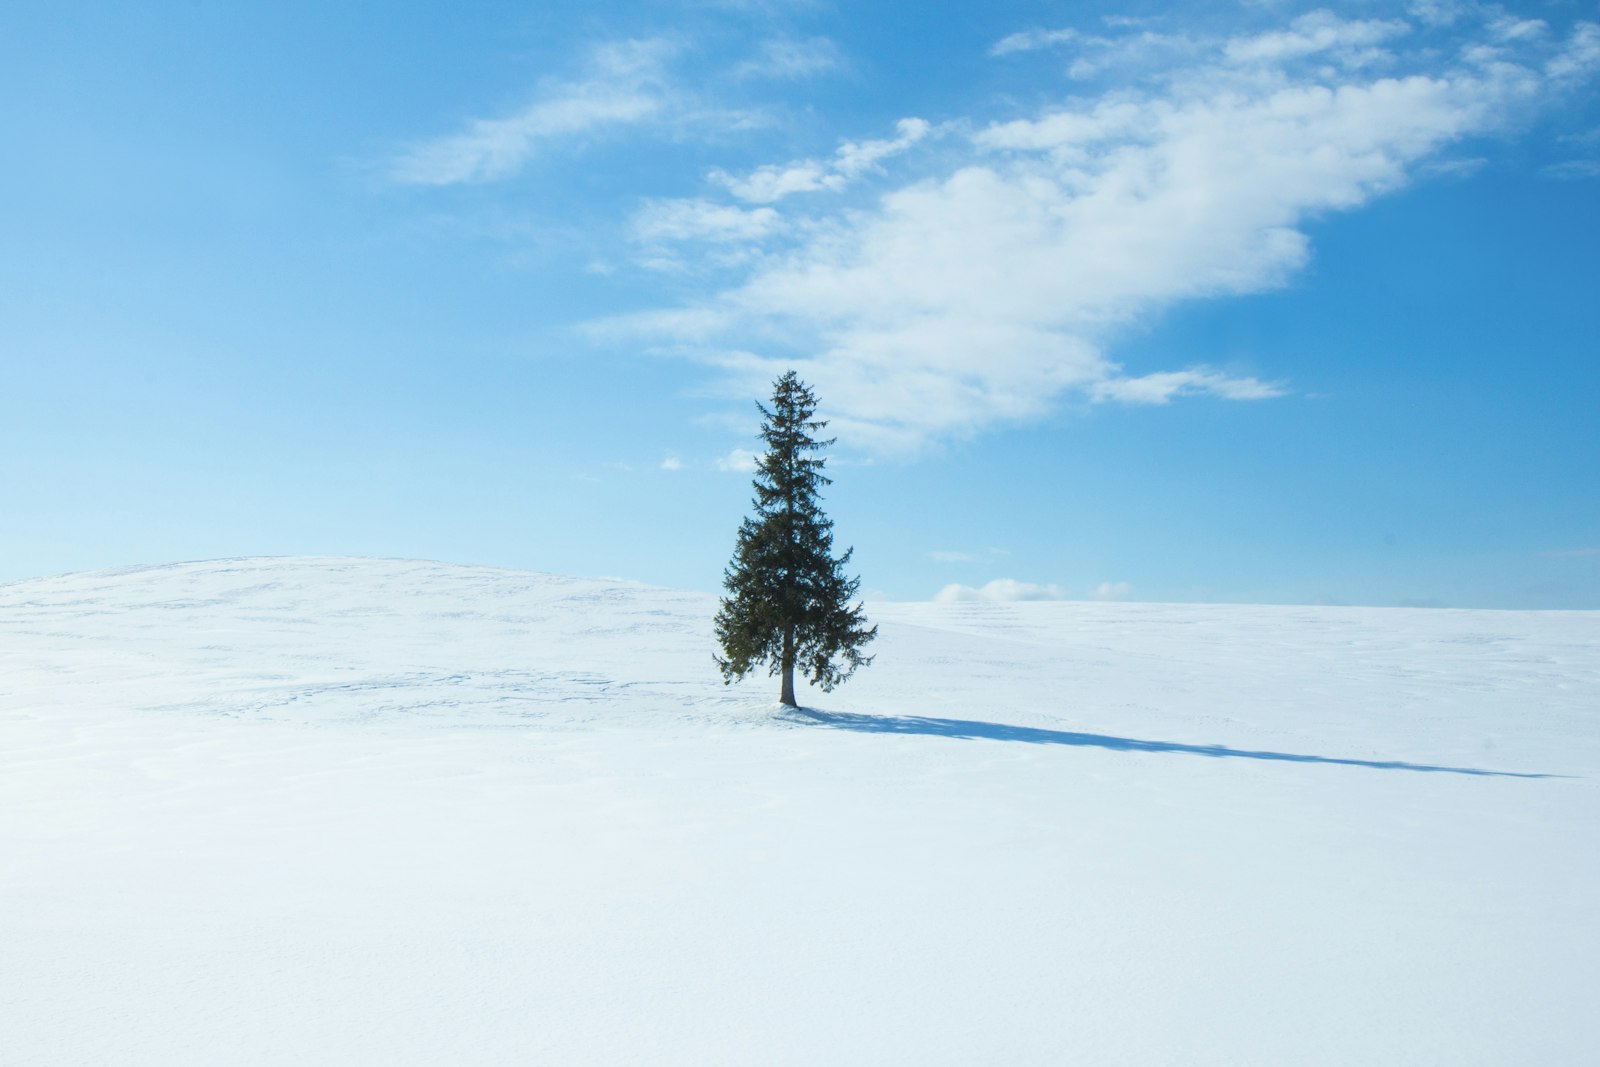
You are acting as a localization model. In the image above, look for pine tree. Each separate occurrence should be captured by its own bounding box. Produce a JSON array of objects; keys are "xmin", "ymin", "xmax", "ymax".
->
[{"xmin": 715, "ymin": 371, "xmax": 877, "ymax": 707}]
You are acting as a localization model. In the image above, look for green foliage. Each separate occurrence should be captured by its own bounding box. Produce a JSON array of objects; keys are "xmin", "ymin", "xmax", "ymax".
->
[{"xmin": 714, "ymin": 371, "xmax": 877, "ymax": 703}]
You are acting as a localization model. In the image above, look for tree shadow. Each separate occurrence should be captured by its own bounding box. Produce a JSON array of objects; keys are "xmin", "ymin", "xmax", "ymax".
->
[{"xmin": 788, "ymin": 707, "xmax": 1561, "ymax": 779}]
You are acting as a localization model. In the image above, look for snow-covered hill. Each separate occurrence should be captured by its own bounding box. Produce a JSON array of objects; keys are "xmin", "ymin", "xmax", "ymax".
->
[{"xmin": 3, "ymin": 557, "xmax": 1597, "ymax": 1064}]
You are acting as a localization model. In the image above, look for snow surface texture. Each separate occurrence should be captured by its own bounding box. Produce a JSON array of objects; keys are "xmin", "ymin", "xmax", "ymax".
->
[{"xmin": 3, "ymin": 557, "xmax": 1597, "ymax": 1065}]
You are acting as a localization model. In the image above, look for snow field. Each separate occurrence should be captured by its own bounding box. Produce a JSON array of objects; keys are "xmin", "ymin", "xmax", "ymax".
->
[{"xmin": 2, "ymin": 557, "xmax": 1597, "ymax": 1064}]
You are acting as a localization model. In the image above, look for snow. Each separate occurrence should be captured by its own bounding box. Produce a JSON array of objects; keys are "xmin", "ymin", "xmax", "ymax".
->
[{"xmin": 3, "ymin": 556, "xmax": 1597, "ymax": 1064}]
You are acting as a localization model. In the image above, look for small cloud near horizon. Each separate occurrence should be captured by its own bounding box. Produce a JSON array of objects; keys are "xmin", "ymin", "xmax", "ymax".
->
[
  {"xmin": 935, "ymin": 578, "xmax": 1067, "ymax": 603},
  {"xmin": 715, "ymin": 448, "xmax": 759, "ymax": 472}
]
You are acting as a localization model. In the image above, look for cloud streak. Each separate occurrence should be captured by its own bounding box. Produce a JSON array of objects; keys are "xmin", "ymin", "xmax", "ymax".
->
[
  {"xmin": 735, "ymin": 36, "xmax": 843, "ymax": 80},
  {"xmin": 1092, "ymin": 368, "xmax": 1287, "ymax": 405},
  {"xmin": 990, "ymin": 28, "xmax": 1082, "ymax": 57},
  {"xmin": 709, "ymin": 118, "xmax": 934, "ymax": 203},
  {"xmin": 390, "ymin": 39, "xmax": 675, "ymax": 185}
]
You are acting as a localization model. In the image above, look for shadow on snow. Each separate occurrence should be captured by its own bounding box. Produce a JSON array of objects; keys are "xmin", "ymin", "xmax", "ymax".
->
[{"xmin": 787, "ymin": 707, "xmax": 1559, "ymax": 779}]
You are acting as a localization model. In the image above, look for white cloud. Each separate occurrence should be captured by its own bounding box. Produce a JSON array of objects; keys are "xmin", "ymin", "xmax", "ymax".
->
[
  {"xmin": 712, "ymin": 160, "xmax": 830, "ymax": 203},
  {"xmin": 1542, "ymin": 159, "xmax": 1600, "ymax": 180},
  {"xmin": 600, "ymin": 11, "xmax": 1600, "ymax": 452},
  {"xmin": 1091, "ymin": 368, "xmax": 1288, "ymax": 404},
  {"xmin": 633, "ymin": 199, "xmax": 783, "ymax": 243},
  {"xmin": 715, "ymin": 448, "xmax": 759, "ymax": 472},
  {"xmin": 934, "ymin": 577, "xmax": 1129, "ymax": 601},
  {"xmin": 660, "ymin": 457, "xmax": 684, "ymax": 471},
  {"xmin": 1419, "ymin": 155, "xmax": 1488, "ymax": 178},
  {"xmin": 990, "ymin": 28, "xmax": 1081, "ymax": 57},
  {"xmin": 711, "ymin": 118, "xmax": 933, "ymax": 203},
  {"xmin": 1547, "ymin": 22, "xmax": 1600, "ymax": 83},
  {"xmin": 1407, "ymin": 1, "xmax": 1469, "ymax": 29},
  {"xmin": 1224, "ymin": 12, "xmax": 1410, "ymax": 66},
  {"xmin": 835, "ymin": 119, "xmax": 935, "ymax": 179},
  {"xmin": 935, "ymin": 579, "xmax": 1068, "ymax": 603},
  {"xmin": 1490, "ymin": 16, "xmax": 1548, "ymax": 44},
  {"xmin": 390, "ymin": 39, "xmax": 675, "ymax": 185},
  {"xmin": 989, "ymin": 25, "xmax": 1202, "ymax": 81},
  {"xmin": 737, "ymin": 36, "xmax": 843, "ymax": 79}
]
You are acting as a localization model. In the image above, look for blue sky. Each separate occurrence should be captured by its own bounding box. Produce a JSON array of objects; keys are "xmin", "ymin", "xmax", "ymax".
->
[{"xmin": 3, "ymin": 0, "xmax": 1597, "ymax": 607}]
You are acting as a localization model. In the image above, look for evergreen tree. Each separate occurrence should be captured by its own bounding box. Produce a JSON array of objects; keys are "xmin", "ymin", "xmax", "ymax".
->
[{"xmin": 715, "ymin": 371, "xmax": 877, "ymax": 707}]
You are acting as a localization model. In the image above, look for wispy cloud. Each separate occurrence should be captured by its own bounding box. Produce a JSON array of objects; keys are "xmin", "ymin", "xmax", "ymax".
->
[
  {"xmin": 389, "ymin": 39, "xmax": 676, "ymax": 185},
  {"xmin": 1091, "ymin": 368, "xmax": 1287, "ymax": 404},
  {"xmin": 1547, "ymin": 22, "xmax": 1600, "ymax": 83},
  {"xmin": 634, "ymin": 198, "xmax": 783, "ymax": 243},
  {"xmin": 990, "ymin": 24, "xmax": 1203, "ymax": 80},
  {"xmin": 709, "ymin": 117, "xmax": 934, "ymax": 203},
  {"xmin": 1089, "ymin": 581, "xmax": 1132, "ymax": 600},
  {"xmin": 599, "ymin": 10, "xmax": 1600, "ymax": 452},
  {"xmin": 1224, "ymin": 11, "xmax": 1410, "ymax": 65},
  {"xmin": 660, "ymin": 456, "xmax": 684, "ymax": 471},
  {"xmin": 736, "ymin": 36, "xmax": 843, "ymax": 79},
  {"xmin": 1542, "ymin": 159, "xmax": 1600, "ymax": 180},
  {"xmin": 990, "ymin": 28, "xmax": 1082, "ymax": 57}
]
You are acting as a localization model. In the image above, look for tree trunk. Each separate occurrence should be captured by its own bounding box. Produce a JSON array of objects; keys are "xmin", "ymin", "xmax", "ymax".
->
[{"xmin": 780, "ymin": 627, "xmax": 797, "ymax": 707}]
